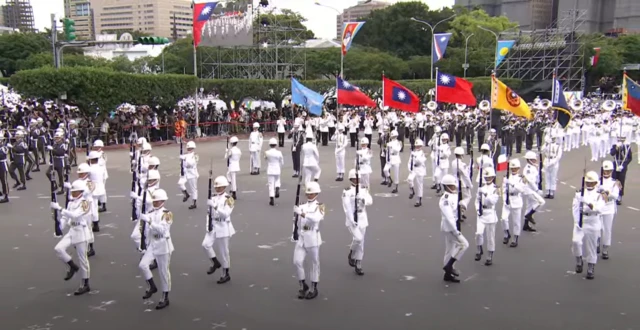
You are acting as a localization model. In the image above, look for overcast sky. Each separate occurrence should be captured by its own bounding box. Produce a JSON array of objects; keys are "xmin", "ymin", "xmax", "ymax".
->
[{"xmin": 27, "ymin": 0, "xmax": 453, "ymax": 39}]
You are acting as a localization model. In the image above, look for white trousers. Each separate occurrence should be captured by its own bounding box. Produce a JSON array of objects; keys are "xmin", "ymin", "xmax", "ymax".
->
[
  {"xmin": 475, "ymin": 222, "xmax": 496, "ymax": 252},
  {"xmin": 601, "ymin": 213, "xmax": 615, "ymax": 246},
  {"xmin": 443, "ymin": 230, "xmax": 469, "ymax": 264},
  {"xmin": 348, "ymin": 226, "xmax": 367, "ymax": 260},
  {"xmin": 408, "ymin": 173, "xmax": 424, "ymax": 197},
  {"xmin": 589, "ymin": 140, "xmax": 599, "ymax": 160},
  {"xmin": 55, "ymin": 237, "xmax": 90, "ymax": 279},
  {"xmin": 360, "ymin": 173, "xmax": 370, "ymax": 189},
  {"xmin": 434, "ymin": 166, "xmax": 449, "ymax": 184},
  {"xmin": 544, "ymin": 163, "xmax": 559, "ymax": 190},
  {"xmin": 430, "ymin": 157, "xmax": 437, "ymax": 184},
  {"xmin": 98, "ymin": 194, "xmax": 107, "ymax": 204},
  {"xmin": 202, "ymin": 233, "xmax": 231, "ymax": 268},
  {"xmin": 303, "ymin": 165, "xmax": 321, "ymax": 184},
  {"xmin": 267, "ymin": 175, "xmax": 281, "ymax": 197},
  {"xmin": 335, "ymin": 151, "xmax": 345, "ymax": 174},
  {"xmin": 524, "ymin": 193, "xmax": 545, "ymax": 214},
  {"xmin": 186, "ymin": 178, "xmax": 198, "ymax": 200},
  {"xmin": 383, "ymin": 163, "xmax": 399, "ymax": 183},
  {"xmin": 572, "ymin": 133, "xmax": 580, "ymax": 149},
  {"xmin": 563, "ymin": 136, "xmax": 571, "ymax": 151},
  {"xmin": 91, "ymin": 196, "xmax": 102, "ymax": 223},
  {"xmin": 140, "ymin": 250, "xmax": 171, "ymax": 292},
  {"xmin": 572, "ymin": 225, "xmax": 599, "ymax": 264},
  {"xmin": 460, "ymin": 188, "xmax": 472, "ymax": 209},
  {"xmin": 226, "ymin": 171, "xmax": 237, "ymax": 192},
  {"xmin": 293, "ymin": 244, "xmax": 320, "ymax": 282},
  {"xmin": 250, "ymin": 151, "xmax": 260, "ymax": 170},
  {"xmin": 599, "ymin": 139, "xmax": 607, "ymax": 159},
  {"xmin": 501, "ymin": 206, "xmax": 523, "ymax": 236}
]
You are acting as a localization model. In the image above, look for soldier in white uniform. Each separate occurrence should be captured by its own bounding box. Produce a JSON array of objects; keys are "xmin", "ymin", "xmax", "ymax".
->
[
  {"xmin": 301, "ymin": 131, "xmax": 321, "ymax": 184},
  {"xmin": 434, "ymin": 133, "xmax": 452, "ymax": 195},
  {"xmin": 542, "ymin": 135, "xmax": 562, "ymax": 199},
  {"xmin": 572, "ymin": 171, "xmax": 605, "ymax": 280},
  {"xmin": 439, "ymin": 174, "xmax": 469, "ymax": 283},
  {"xmin": 276, "ymin": 116, "xmax": 287, "ymax": 147},
  {"xmin": 139, "ymin": 188, "xmax": 174, "ymax": 309},
  {"xmin": 50, "ymin": 180, "xmax": 92, "ymax": 295},
  {"xmin": 131, "ymin": 169, "xmax": 161, "ymax": 268},
  {"xmin": 226, "ymin": 136, "xmax": 241, "ymax": 200},
  {"xmin": 384, "ymin": 130, "xmax": 402, "ymax": 193},
  {"xmin": 293, "ymin": 181, "xmax": 325, "ymax": 299},
  {"xmin": 87, "ymin": 151, "xmax": 104, "ymax": 237},
  {"xmin": 249, "ymin": 122, "xmax": 263, "ymax": 174},
  {"xmin": 204, "ymin": 176, "xmax": 235, "ymax": 284},
  {"xmin": 342, "ymin": 168, "xmax": 373, "ymax": 275},
  {"xmin": 501, "ymin": 159, "xmax": 526, "ymax": 247},
  {"xmin": 452, "ymin": 147, "xmax": 473, "ymax": 220},
  {"xmin": 179, "ymin": 141, "xmax": 199, "ymax": 209},
  {"xmin": 91, "ymin": 140, "xmax": 109, "ymax": 212},
  {"xmin": 356, "ymin": 137, "xmax": 372, "ymax": 189},
  {"xmin": 476, "ymin": 144, "xmax": 495, "ymax": 183},
  {"xmin": 68, "ymin": 163, "xmax": 96, "ymax": 257},
  {"xmin": 474, "ymin": 167, "xmax": 499, "ymax": 265},
  {"xmin": 407, "ymin": 139, "xmax": 427, "ymax": 207},
  {"xmin": 264, "ymin": 138, "xmax": 284, "ymax": 206},
  {"xmin": 522, "ymin": 151, "xmax": 545, "ymax": 232},
  {"xmin": 334, "ymin": 124, "xmax": 348, "ymax": 181},
  {"xmin": 598, "ymin": 160, "xmax": 620, "ymax": 260}
]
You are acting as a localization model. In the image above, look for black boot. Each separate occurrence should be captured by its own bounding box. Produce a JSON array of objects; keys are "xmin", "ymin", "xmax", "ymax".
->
[
  {"xmin": 232, "ymin": 191, "xmax": 237, "ymax": 200},
  {"xmin": 575, "ymin": 256, "xmax": 583, "ymax": 273},
  {"xmin": 12, "ymin": 182, "xmax": 20, "ymax": 189},
  {"xmin": 602, "ymin": 246, "xmax": 609, "ymax": 260},
  {"xmin": 17, "ymin": 185, "xmax": 26, "ymax": 191},
  {"xmin": 387, "ymin": 178, "xmax": 393, "ymax": 188},
  {"xmin": 509, "ymin": 235, "xmax": 519, "ymax": 247},
  {"xmin": 99, "ymin": 203, "xmax": 107, "ymax": 213},
  {"xmin": 414, "ymin": 197, "xmax": 422, "ymax": 207},
  {"xmin": 527, "ymin": 210, "xmax": 537, "ymax": 225},
  {"xmin": 182, "ymin": 190, "xmax": 190, "ymax": 202},
  {"xmin": 297, "ymin": 280, "xmax": 309, "ymax": 299},
  {"xmin": 207, "ymin": 257, "xmax": 222, "ymax": 275},
  {"xmin": 0, "ymin": 196, "xmax": 8, "ymax": 203},
  {"xmin": 156, "ymin": 292, "xmax": 170, "ymax": 309},
  {"xmin": 275, "ymin": 187, "xmax": 280, "ymax": 198},
  {"xmin": 381, "ymin": 178, "xmax": 388, "ymax": 185},
  {"xmin": 149, "ymin": 259, "xmax": 158, "ymax": 270},
  {"xmin": 143, "ymin": 278, "xmax": 158, "ymax": 299},
  {"xmin": 430, "ymin": 183, "xmax": 437, "ymax": 190},
  {"xmin": 586, "ymin": 263, "xmax": 595, "ymax": 280},
  {"xmin": 475, "ymin": 246, "xmax": 483, "ymax": 261},
  {"xmin": 391, "ymin": 184, "xmax": 398, "ymax": 194},
  {"xmin": 269, "ymin": 197, "xmax": 274, "ymax": 206},
  {"xmin": 305, "ymin": 282, "xmax": 318, "ymax": 299},
  {"xmin": 409, "ymin": 187, "xmax": 415, "ymax": 199},
  {"xmin": 64, "ymin": 260, "xmax": 79, "ymax": 281},
  {"xmin": 88, "ymin": 243, "xmax": 95, "ymax": 257},
  {"xmin": 443, "ymin": 257, "xmax": 457, "ymax": 276},
  {"xmin": 74, "ymin": 278, "xmax": 91, "ymax": 295},
  {"xmin": 217, "ymin": 268, "xmax": 231, "ymax": 284},
  {"xmin": 92, "ymin": 221, "xmax": 100, "ymax": 233},
  {"xmin": 484, "ymin": 251, "xmax": 493, "ymax": 266},
  {"xmin": 348, "ymin": 250, "xmax": 355, "ymax": 267},
  {"xmin": 503, "ymin": 230, "xmax": 511, "ymax": 244},
  {"xmin": 354, "ymin": 260, "xmax": 364, "ymax": 276},
  {"xmin": 188, "ymin": 200, "xmax": 197, "ymax": 210},
  {"xmin": 549, "ymin": 190, "xmax": 555, "ymax": 199}
]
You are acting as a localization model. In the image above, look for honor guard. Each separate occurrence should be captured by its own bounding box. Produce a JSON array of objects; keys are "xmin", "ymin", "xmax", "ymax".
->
[
  {"xmin": 131, "ymin": 169, "xmax": 160, "ymax": 270},
  {"xmin": 500, "ymin": 159, "xmax": 526, "ymax": 247},
  {"xmin": 204, "ymin": 176, "xmax": 235, "ymax": 284},
  {"xmin": 249, "ymin": 122, "xmax": 263, "ymax": 175},
  {"xmin": 8, "ymin": 130, "xmax": 31, "ymax": 190},
  {"xmin": 572, "ymin": 171, "xmax": 605, "ymax": 280},
  {"xmin": 276, "ymin": 116, "xmax": 286, "ymax": 147},
  {"xmin": 0, "ymin": 136, "xmax": 9, "ymax": 203},
  {"xmin": 36, "ymin": 118, "xmax": 47, "ymax": 164},
  {"xmin": 68, "ymin": 120, "xmax": 79, "ymax": 166},
  {"xmin": 474, "ymin": 167, "xmax": 499, "ymax": 265},
  {"xmin": 179, "ymin": 141, "xmax": 199, "ymax": 209},
  {"xmin": 72, "ymin": 163, "xmax": 96, "ymax": 256},
  {"xmin": 290, "ymin": 123, "xmax": 305, "ymax": 177},
  {"xmin": 522, "ymin": 151, "xmax": 545, "ymax": 232},
  {"xmin": 301, "ymin": 131, "xmax": 321, "ymax": 184},
  {"xmin": 137, "ymin": 142, "xmax": 152, "ymax": 188},
  {"xmin": 542, "ymin": 135, "xmax": 562, "ymax": 199},
  {"xmin": 609, "ymin": 135, "xmax": 631, "ymax": 205},
  {"xmin": 264, "ymin": 138, "xmax": 284, "ymax": 206},
  {"xmin": 46, "ymin": 132, "xmax": 67, "ymax": 195},
  {"xmin": 434, "ymin": 133, "xmax": 452, "ymax": 195},
  {"xmin": 50, "ymin": 180, "xmax": 93, "ymax": 295},
  {"xmin": 226, "ymin": 136, "xmax": 241, "ymax": 200},
  {"xmin": 139, "ymin": 188, "xmax": 174, "ymax": 309},
  {"xmin": 452, "ymin": 147, "xmax": 473, "ymax": 220},
  {"xmin": 334, "ymin": 124, "xmax": 348, "ymax": 181},
  {"xmin": 293, "ymin": 182, "xmax": 324, "ymax": 299},
  {"xmin": 440, "ymin": 174, "xmax": 469, "ymax": 283},
  {"xmin": 87, "ymin": 151, "xmax": 105, "ymax": 233},
  {"xmin": 92, "ymin": 140, "xmax": 109, "ymax": 212},
  {"xmin": 598, "ymin": 161, "xmax": 620, "ymax": 259},
  {"xmin": 356, "ymin": 137, "xmax": 372, "ymax": 189},
  {"xmin": 384, "ymin": 130, "xmax": 402, "ymax": 193},
  {"xmin": 407, "ymin": 139, "xmax": 427, "ymax": 207},
  {"xmin": 343, "ymin": 168, "xmax": 372, "ymax": 275},
  {"xmin": 28, "ymin": 120, "xmax": 42, "ymax": 171}
]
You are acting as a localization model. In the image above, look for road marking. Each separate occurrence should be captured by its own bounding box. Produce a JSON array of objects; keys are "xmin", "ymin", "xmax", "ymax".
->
[
  {"xmin": 7, "ymin": 196, "xmax": 20, "ymax": 199},
  {"xmin": 38, "ymin": 196, "xmax": 48, "ymax": 199},
  {"xmin": 627, "ymin": 206, "xmax": 639, "ymax": 211},
  {"xmin": 560, "ymin": 181, "xmax": 567, "ymax": 185},
  {"xmin": 569, "ymin": 185, "xmax": 576, "ymax": 189},
  {"xmin": 240, "ymin": 190, "xmax": 256, "ymax": 194},
  {"xmin": 109, "ymin": 195, "xmax": 125, "ymax": 198}
]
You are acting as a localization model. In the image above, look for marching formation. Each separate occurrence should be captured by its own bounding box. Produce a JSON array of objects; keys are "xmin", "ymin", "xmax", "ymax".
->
[{"xmin": 0, "ymin": 96, "xmax": 635, "ymax": 310}]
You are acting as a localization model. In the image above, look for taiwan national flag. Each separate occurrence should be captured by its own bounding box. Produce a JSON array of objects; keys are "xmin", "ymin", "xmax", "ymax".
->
[
  {"xmin": 382, "ymin": 77, "xmax": 420, "ymax": 113},
  {"xmin": 436, "ymin": 71, "xmax": 477, "ymax": 106},
  {"xmin": 193, "ymin": 2, "xmax": 219, "ymax": 48},
  {"xmin": 337, "ymin": 77, "xmax": 376, "ymax": 108},
  {"xmin": 623, "ymin": 74, "xmax": 640, "ymax": 117}
]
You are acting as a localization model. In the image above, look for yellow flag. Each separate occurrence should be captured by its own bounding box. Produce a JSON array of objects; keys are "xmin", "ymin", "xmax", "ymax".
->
[{"xmin": 491, "ymin": 76, "xmax": 532, "ymax": 120}]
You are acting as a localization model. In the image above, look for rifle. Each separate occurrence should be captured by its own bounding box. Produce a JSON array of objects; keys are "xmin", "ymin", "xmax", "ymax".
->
[
  {"xmin": 537, "ymin": 153, "xmax": 543, "ymax": 191},
  {"xmin": 64, "ymin": 148, "xmax": 70, "ymax": 208},
  {"xmin": 505, "ymin": 157, "xmax": 511, "ymax": 206},
  {"xmin": 578, "ymin": 160, "xmax": 586, "ymax": 228},
  {"xmin": 599, "ymin": 165, "xmax": 603, "ymax": 185},
  {"xmin": 456, "ymin": 158, "xmax": 462, "ymax": 231},
  {"xmin": 51, "ymin": 170, "xmax": 63, "ymax": 237},
  {"xmin": 207, "ymin": 158, "xmax": 214, "ymax": 233},
  {"xmin": 130, "ymin": 143, "xmax": 138, "ymax": 221},
  {"xmin": 226, "ymin": 136, "xmax": 230, "ymax": 168},
  {"xmin": 139, "ymin": 171, "xmax": 150, "ymax": 251},
  {"xmin": 355, "ymin": 142, "xmax": 360, "ymax": 225},
  {"xmin": 133, "ymin": 149, "xmax": 143, "ymax": 221},
  {"xmin": 470, "ymin": 150, "xmax": 474, "ymax": 179},
  {"xmin": 478, "ymin": 156, "xmax": 484, "ymax": 216},
  {"xmin": 291, "ymin": 174, "xmax": 303, "ymax": 241},
  {"xmin": 180, "ymin": 138, "xmax": 185, "ymax": 177}
]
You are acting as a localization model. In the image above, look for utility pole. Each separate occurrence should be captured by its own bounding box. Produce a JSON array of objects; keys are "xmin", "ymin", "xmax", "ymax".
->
[
  {"xmin": 51, "ymin": 14, "xmax": 58, "ymax": 68},
  {"xmin": 172, "ymin": 13, "xmax": 178, "ymax": 41}
]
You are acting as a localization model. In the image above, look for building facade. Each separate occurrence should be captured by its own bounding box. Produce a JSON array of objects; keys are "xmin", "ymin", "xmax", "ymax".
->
[
  {"xmin": 90, "ymin": 0, "xmax": 192, "ymax": 39},
  {"xmin": 1, "ymin": 0, "xmax": 35, "ymax": 32},
  {"xmin": 336, "ymin": 0, "xmax": 391, "ymax": 39},
  {"xmin": 64, "ymin": 0, "xmax": 95, "ymax": 40},
  {"xmin": 455, "ymin": 0, "xmax": 555, "ymax": 30}
]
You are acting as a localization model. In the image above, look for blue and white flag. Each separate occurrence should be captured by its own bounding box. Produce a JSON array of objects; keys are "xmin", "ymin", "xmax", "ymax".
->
[
  {"xmin": 495, "ymin": 40, "xmax": 516, "ymax": 67},
  {"xmin": 432, "ymin": 33, "xmax": 452, "ymax": 64},
  {"xmin": 551, "ymin": 78, "xmax": 572, "ymax": 128},
  {"xmin": 291, "ymin": 78, "xmax": 324, "ymax": 116}
]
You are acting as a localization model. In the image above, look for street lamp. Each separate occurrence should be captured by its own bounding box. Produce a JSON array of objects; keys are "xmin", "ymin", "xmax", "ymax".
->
[
  {"xmin": 463, "ymin": 33, "xmax": 474, "ymax": 78},
  {"xmin": 410, "ymin": 14, "xmax": 457, "ymax": 81}
]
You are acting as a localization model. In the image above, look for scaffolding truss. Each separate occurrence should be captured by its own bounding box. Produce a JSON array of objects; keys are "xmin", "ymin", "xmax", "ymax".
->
[
  {"xmin": 199, "ymin": 6, "xmax": 307, "ymax": 80},
  {"xmin": 495, "ymin": 9, "xmax": 587, "ymax": 92}
]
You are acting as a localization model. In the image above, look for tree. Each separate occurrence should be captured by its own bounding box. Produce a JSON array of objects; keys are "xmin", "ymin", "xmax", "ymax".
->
[
  {"xmin": 254, "ymin": 9, "xmax": 315, "ymax": 44},
  {"xmin": 354, "ymin": 2, "xmax": 455, "ymax": 60},
  {"xmin": 0, "ymin": 33, "xmax": 51, "ymax": 76},
  {"xmin": 305, "ymin": 47, "xmax": 407, "ymax": 80},
  {"xmin": 447, "ymin": 8, "xmax": 519, "ymax": 50}
]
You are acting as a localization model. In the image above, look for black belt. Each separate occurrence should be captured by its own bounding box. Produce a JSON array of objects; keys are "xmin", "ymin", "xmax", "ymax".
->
[
  {"xmin": 71, "ymin": 221, "xmax": 83, "ymax": 227},
  {"xmin": 509, "ymin": 192, "xmax": 518, "ymax": 196},
  {"xmin": 581, "ymin": 211, "xmax": 597, "ymax": 216},
  {"xmin": 482, "ymin": 205, "xmax": 492, "ymax": 209},
  {"xmin": 302, "ymin": 225, "xmax": 311, "ymax": 231},
  {"xmin": 153, "ymin": 234, "xmax": 163, "ymax": 239}
]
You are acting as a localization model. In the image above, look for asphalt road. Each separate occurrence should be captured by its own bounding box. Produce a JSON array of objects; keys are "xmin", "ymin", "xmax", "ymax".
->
[{"xmin": 1, "ymin": 137, "xmax": 639, "ymax": 330}]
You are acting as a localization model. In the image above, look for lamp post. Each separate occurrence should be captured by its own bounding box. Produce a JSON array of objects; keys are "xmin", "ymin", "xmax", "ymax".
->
[
  {"xmin": 463, "ymin": 33, "xmax": 474, "ymax": 78},
  {"xmin": 410, "ymin": 14, "xmax": 456, "ymax": 81},
  {"xmin": 476, "ymin": 26, "xmax": 499, "ymax": 72}
]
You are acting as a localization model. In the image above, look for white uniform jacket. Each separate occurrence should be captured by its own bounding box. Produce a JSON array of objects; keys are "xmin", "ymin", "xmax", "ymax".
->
[
  {"xmin": 572, "ymin": 189, "xmax": 605, "ymax": 230},
  {"xmin": 501, "ymin": 175, "xmax": 525, "ymax": 209},
  {"xmin": 265, "ymin": 149, "xmax": 284, "ymax": 175},
  {"xmin": 302, "ymin": 142, "xmax": 320, "ymax": 167},
  {"xmin": 475, "ymin": 183, "xmax": 499, "ymax": 224},
  {"xmin": 342, "ymin": 186, "xmax": 373, "ymax": 228},
  {"xmin": 59, "ymin": 198, "xmax": 93, "ymax": 244},
  {"xmin": 208, "ymin": 193, "xmax": 236, "ymax": 238},
  {"xmin": 182, "ymin": 152, "xmax": 199, "ymax": 179},
  {"xmin": 296, "ymin": 200, "xmax": 325, "ymax": 248},
  {"xmin": 440, "ymin": 192, "xmax": 459, "ymax": 233},
  {"xmin": 143, "ymin": 207, "xmax": 175, "ymax": 255},
  {"xmin": 227, "ymin": 146, "xmax": 242, "ymax": 172}
]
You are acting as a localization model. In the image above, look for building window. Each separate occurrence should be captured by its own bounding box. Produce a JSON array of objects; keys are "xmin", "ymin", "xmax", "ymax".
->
[{"xmin": 75, "ymin": 3, "xmax": 90, "ymax": 17}]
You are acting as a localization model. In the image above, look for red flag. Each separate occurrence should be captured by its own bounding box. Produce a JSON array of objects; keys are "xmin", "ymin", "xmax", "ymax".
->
[
  {"xmin": 435, "ymin": 71, "xmax": 477, "ymax": 106},
  {"xmin": 623, "ymin": 74, "xmax": 640, "ymax": 117},
  {"xmin": 590, "ymin": 47, "xmax": 601, "ymax": 67},
  {"xmin": 193, "ymin": 2, "xmax": 219, "ymax": 48},
  {"xmin": 337, "ymin": 77, "xmax": 376, "ymax": 108},
  {"xmin": 382, "ymin": 77, "xmax": 420, "ymax": 112}
]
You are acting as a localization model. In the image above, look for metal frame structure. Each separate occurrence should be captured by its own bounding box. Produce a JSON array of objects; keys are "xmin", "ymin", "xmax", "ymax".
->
[
  {"xmin": 199, "ymin": 5, "xmax": 307, "ymax": 80},
  {"xmin": 495, "ymin": 9, "xmax": 587, "ymax": 92}
]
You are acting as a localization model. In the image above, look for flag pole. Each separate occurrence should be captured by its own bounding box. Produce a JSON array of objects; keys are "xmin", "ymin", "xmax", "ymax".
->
[
  {"xmin": 194, "ymin": 43, "xmax": 199, "ymax": 134},
  {"xmin": 381, "ymin": 71, "xmax": 385, "ymax": 109},
  {"xmin": 434, "ymin": 66, "xmax": 439, "ymax": 104},
  {"xmin": 489, "ymin": 71, "xmax": 494, "ymax": 131}
]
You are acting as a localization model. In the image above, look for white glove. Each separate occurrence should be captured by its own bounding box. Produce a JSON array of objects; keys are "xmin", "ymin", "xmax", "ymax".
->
[
  {"xmin": 177, "ymin": 177, "xmax": 186, "ymax": 185},
  {"xmin": 618, "ymin": 165, "xmax": 624, "ymax": 171},
  {"xmin": 47, "ymin": 145, "xmax": 53, "ymax": 150},
  {"xmin": 207, "ymin": 199, "xmax": 215, "ymax": 208},
  {"xmin": 292, "ymin": 147, "xmax": 296, "ymax": 152},
  {"xmin": 140, "ymin": 213, "xmax": 150, "ymax": 222},
  {"xmin": 6, "ymin": 143, "xmax": 12, "ymax": 148},
  {"xmin": 61, "ymin": 209, "xmax": 71, "ymax": 217},
  {"xmin": 293, "ymin": 206, "xmax": 301, "ymax": 215},
  {"xmin": 180, "ymin": 155, "xmax": 187, "ymax": 160},
  {"xmin": 129, "ymin": 152, "xmax": 134, "ymax": 158},
  {"xmin": 50, "ymin": 202, "xmax": 62, "ymax": 210},
  {"xmin": 130, "ymin": 191, "xmax": 138, "ymax": 199},
  {"xmin": 63, "ymin": 182, "xmax": 71, "ymax": 189}
]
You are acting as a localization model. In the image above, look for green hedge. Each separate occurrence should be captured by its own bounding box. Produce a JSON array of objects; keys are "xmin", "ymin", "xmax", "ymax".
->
[
  {"xmin": 10, "ymin": 67, "xmax": 522, "ymax": 112},
  {"xmin": 0, "ymin": 77, "xmax": 9, "ymax": 86}
]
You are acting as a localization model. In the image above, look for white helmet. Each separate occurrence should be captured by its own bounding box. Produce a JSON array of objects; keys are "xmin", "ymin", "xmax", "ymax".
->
[
  {"xmin": 269, "ymin": 138, "xmax": 277, "ymax": 145},
  {"xmin": 15, "ymin": 131, "xmax": 24, "ymax": 137},
  {"xmin": 142, "ymin": 143, "xmax": 152, "ymax": 151},
  {"xmin": 93, "ymin": 140, "xmax": 104, "ymax": 148},
  {"xmin": 440, "ymin": 133, "xmax": 449, "ymax": 141},
  {"xmin": 509, "ymin": 159, "xmax": 521, "ymax": 168},
  {"xmin": 585, "ymin": 171, "xmax": 599, "ymax": 183},
  {"xmin": 483, "ymin": 167, "xmax": 496, "ymax": 178},
  {"xmin": 54, "ymin": 132, "xmax": 64, "ymax": 138},
  {"xmin": 29, "ymin": 119, "xmax": 37, "ymax": 124},
  {"xmin": 348, "ymin": 168, "xmax": 360, "ymax": 180},
  {"xmin": 390, "ymin": 130, "xmax": 398, "ymax": 138},
  {"xmin": 305, "ymin": 182, "xmax": 321, "ymax": 194},
  {"xmin": 58, "ymin": 123, "xmax": 65, "ymax": 128},
  {"xmin": 36, "ymin": 118, "xmax": 43, "ymax": 123},
  {"xmin": 434, "ymin": 126, "xmax": 442, "ymax": 133},
  {"xmin": 360, "ymin": 137, "xmax": 369, "ymax": 145},
  {"xmin": 147, "ymin": 169, "xmax": 161, "ymax": 182},
  {"xmin": 441, "ymin": 174, "xmax": 457, "ymax": 186},
  {"xmin": 137, "ymin": 137, "xmax": 147, "ymax": 145},
  {"xmin": 602, "ymin": 160, "xmax": 613, "ymax": 171},
  {"xmin": 16, "ymin": 125, "xmax": 25, "ymax": 131},
  {"xmin": 415, "ymin": 139, "xmax": 424, "ymax": 147},
  {"xmin": 77, "ymin": 163, "xmax": 91, "ymax": 173},
  {"xmin": 229, "ymin": 136, "xmax": 238, "ymax": 144},
  {"xmin": 214, "ymin": 176, "xmax": 229, "ymax": 188},
  {"xmin": 148, "ymin": 156, "xmax": 160, "ymax": 166},
  {"xmin": 69, "ymin": 119, "xmax": 76, "ymax": 125},
  {"xmin": 88, "ymin": 151, "xmax": 101, "ymax": 159},
  {"xmin": 524, "ymin": 151, "xmax": 537, "ymax": 160},
  {"xmin": 253, "ymin": 122, "xmax": 260, "ymax": 128},
  {"xmin": 454, "ymin": 147, "xmax": 464, "ymax": 156},
  {"xmin": 151, "ymin": 189, "xmax": 168, "ymax": 202},
  {"xmin": 186, "ymin": 141, "xmax": 196, "ymax": 149},
  {"xmin": 70, "ymin": 179, "xmax": 87, "ymax": 192}
]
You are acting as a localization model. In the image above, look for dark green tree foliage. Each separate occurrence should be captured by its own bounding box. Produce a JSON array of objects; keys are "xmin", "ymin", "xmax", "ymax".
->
[{"xmin": 0, "ymin": 33, "xmax": 51, "ymax": 76}]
